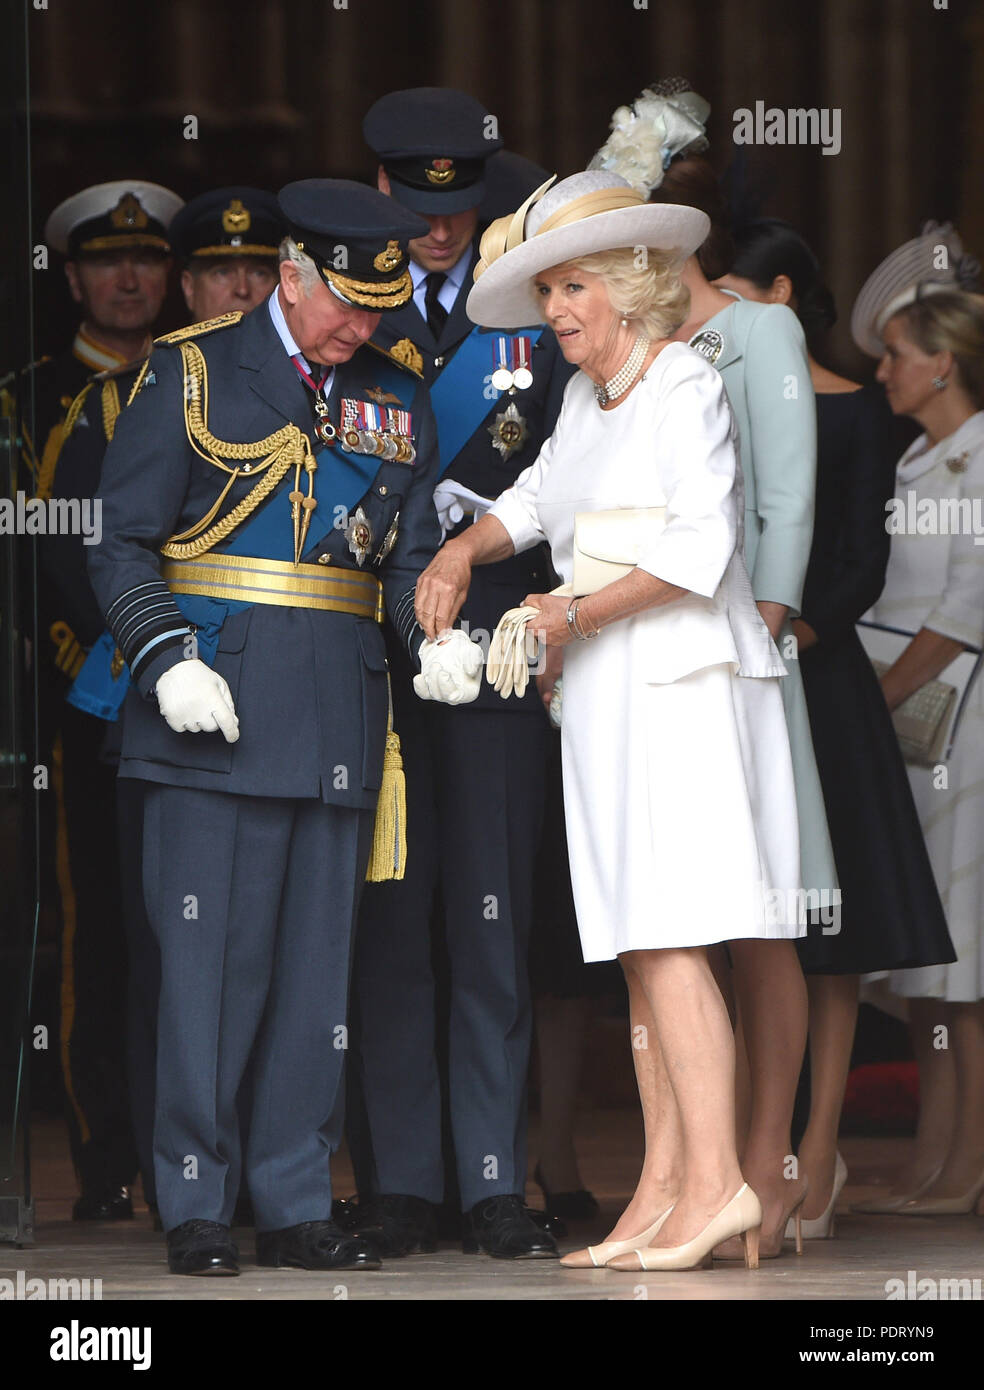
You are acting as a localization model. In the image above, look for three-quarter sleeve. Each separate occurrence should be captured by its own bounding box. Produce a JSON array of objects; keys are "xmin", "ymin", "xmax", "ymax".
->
[
  {"xmin": 636, "ymin": 351, "xmax": 738, "ymax": 599},
  {"xmin": 800, "ymin": 389, "xmax": 895, "ymax": 645},
  {"xmin": 923, "ymin": 452, "xmax": 984, "ymax": 649},
  {"xmin": 743, "ymin": 304, "xmax": 817, "ymax": 613}
]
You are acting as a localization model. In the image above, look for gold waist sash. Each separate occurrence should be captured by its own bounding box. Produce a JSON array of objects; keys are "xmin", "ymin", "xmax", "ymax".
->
[{"xmin": 161, "ymin": 553, "xmax": 384, "ymax": 622}]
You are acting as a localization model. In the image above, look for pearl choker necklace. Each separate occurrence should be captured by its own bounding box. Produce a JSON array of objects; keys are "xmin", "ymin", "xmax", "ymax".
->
[{"xmin": 593, "ymin": 335, "xmax": 650, "ymax": 406}]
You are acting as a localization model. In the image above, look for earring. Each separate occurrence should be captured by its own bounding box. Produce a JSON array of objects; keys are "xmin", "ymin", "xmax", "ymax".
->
[
  {"xmin": 621, "ymin": 317, "xmax": 628, "ymax": 327},
  {"xmin": 933, "ymin": 376, "xmax": 947, "ymax": 391}
]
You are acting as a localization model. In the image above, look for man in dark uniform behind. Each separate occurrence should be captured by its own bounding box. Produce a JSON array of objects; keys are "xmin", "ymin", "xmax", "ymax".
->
[
  {"xmin": 27, "ymin": 181, "xmax": 181, "ymax": 1221},
  {"xmin": 87, "ymin": 178, "xmax": 482, "ymax": 1276},
  {"xmin": 350, "ymin": 88, "xmax": 573, "ymax": 1260}
]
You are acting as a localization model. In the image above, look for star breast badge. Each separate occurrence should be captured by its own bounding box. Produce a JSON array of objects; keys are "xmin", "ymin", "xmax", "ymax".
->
[{"xmin": 488, "ymin": 401, "xmax": 529, "ymax": 461}]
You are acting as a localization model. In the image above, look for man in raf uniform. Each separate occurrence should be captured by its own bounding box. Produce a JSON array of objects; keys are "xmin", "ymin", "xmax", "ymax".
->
[
  {"xmin": 24, "ymin": 182, "xmax": 181, "ymax": 1222},
  {"xmin": 87, "ymin": 179, "xmax": 482, "ymax": 1276},
  {"xmin": 170, "ymin": 186, "xmax": 282, "ymax": 323},
  {"xmin": 350, "ymin": 88, "xmax": 573, "ymax": 1259},
  {"xmin": 49, "ymin": 186, "xmax": 287, "ymax": 1226}
]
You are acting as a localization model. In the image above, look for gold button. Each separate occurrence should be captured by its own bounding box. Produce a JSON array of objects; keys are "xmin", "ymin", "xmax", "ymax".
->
[
  {"xmin": 379, "ymin": 484, "xmax": 388, "ymax": 496},
  {"xmin": 317, "ymin": 553, "xmax": 332, "ymax": 565},
  {"xmin": 242, "ymin": 464, "xmax": 252, "ymax": 473}
]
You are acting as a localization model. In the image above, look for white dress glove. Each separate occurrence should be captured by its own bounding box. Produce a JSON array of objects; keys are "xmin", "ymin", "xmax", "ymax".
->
[
  {"xmin": 413, "ymin": 630, "xmax": 483, "ymax": 705},
  {"xmin": 155, "ymin": 658, "xmax": 240, "ymax": 742},
  {"xmin": 486, "ymin": 606, "xmax": 540, "ymax": 699}
]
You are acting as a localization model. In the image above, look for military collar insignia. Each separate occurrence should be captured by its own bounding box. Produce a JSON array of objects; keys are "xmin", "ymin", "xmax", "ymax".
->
[
  {"xmin": 222, "ymin": 199, "xmax": 251, "ymax": 234},
  {"xmin": 688, "ymin": 327, "xmax": 725, "ymax": 364},
  {"xmin": 426, "ymin": 158, "xmax": 456, "ymax": 185},
  {"xmin": 110, "ymin": 192, "xmax": 149, "ymax": 230},
  {"xmin": 387, "ymin": 338, "xmax": 425, "ymax": 377},
  {"xmin": 945, "ymin": 451, "xmax": 969, "ymax": 474}
]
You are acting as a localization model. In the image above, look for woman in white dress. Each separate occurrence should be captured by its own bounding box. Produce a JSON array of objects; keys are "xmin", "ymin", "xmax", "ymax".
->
[
  {"xmin": 849, "ymin": 258, "xmax": 984, "ymax": 1215},
  {"xmin": 413, "ymin": 172, "xmax": 805, "ymax": 1272}
]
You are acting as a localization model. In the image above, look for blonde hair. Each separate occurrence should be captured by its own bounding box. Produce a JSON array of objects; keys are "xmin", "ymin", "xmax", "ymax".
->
[
  {"xmin": 278, "ymin": 236, "xmax": 320, "ymax": 297},
  {"xmin": 567, "ymin": 246, "xmax": 690, "ymax": 339},
  {"xmin": 891, "ymin": 290, "xmax": 984, "ymax": 409}
]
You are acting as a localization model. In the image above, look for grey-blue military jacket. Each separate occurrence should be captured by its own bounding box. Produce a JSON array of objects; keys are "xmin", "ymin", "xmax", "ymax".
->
[{"xmin": 87, "ymin": 302, "xmax": 441, "ymax": 810}]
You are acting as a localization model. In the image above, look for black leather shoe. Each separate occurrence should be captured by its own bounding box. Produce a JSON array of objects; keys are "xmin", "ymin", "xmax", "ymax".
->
[
  {"xmin": 345, "ymin": 1194, "xmax": 438, "ymax": 1256},
  {"xmin": 464, "ymin": 1195, "xmax": 560, "ymax": 1259},
  {"xmin": 72, "ymin": 1187, "xmax": 134, "ymax": 1222},
  {"xmin": 166, "ymin": 1220, "xmax": 239, "ymax": 1276},
  {"xmin": 534, "ymin": 1163, "xmax": 600, "ymax": 1221},
  {"xmin": 256, "ymin": 1220, "xmax": 381, "ymax": 1271}
]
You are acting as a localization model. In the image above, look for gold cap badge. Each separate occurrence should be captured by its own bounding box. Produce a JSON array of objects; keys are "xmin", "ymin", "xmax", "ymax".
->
[
  {"xmin": 110, "ymin": 192, "xmax": 149, "ymax": 230},
  {"xmin": 222, "ymin": 198, "xmax": 251, "ymax": 234},
  {"xmin": 426, "ymin": 158, "xmax": 456, "ymax": 185},
  {"xmin": 373, "ymin": 239, "xmax": 403, "ymax": 272}
]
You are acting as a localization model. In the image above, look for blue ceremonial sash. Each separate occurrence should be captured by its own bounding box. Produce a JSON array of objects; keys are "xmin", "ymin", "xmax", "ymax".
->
[
  {"xmin": 67, "ymin": 355, "xmax": 417, "ymax": 719},
  {"xmin": 429, "ymin": 325, "xmax": 544, "ymax": 477}
]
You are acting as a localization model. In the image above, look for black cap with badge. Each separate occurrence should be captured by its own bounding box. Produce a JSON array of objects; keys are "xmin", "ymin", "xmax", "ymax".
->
[
  {"xmin": 277, "ymin": 179, "xmax": 429, "ymax": 311},
  {"xmin": 169, "ymin": 186, "xmax": 284, "ymax": 263},
  {"xmin": 363, "ymin": 87, "xmax": 504, "ymax": 215}
]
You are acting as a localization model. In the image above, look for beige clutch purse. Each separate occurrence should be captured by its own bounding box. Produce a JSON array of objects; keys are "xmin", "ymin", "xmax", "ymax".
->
[
  {"xmin": 868, "ymin": 659, "xmax": 959, "ymax": 767},
  {"xmin": 571, "ymin": 507, "xmax": 667, "ymax": 596}
]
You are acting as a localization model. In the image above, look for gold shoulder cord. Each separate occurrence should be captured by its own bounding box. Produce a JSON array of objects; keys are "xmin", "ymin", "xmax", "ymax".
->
[
  {"xmin": 34, "ymin": 383, "xmax": 94, "ymax": 500},
  {"xmin": 161, "ymin": 340, "xmax": 317, "ymax": 564},
  {"xmin": 101, "ymin": 380, "xmax": 121, "ymax": 441},
  {"xmin": 125, "ymin": 359, "xmax": 151, "ymax": 406}
]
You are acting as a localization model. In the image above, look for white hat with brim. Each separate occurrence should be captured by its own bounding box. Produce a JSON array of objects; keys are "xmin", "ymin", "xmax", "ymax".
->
[
  {"xmin": 850, "ymin": 222, "xmax": 978, "ymax": 358},
  {"xmin": 44, "ymin": 180, "xmax": 185, "ymax": 256},
  {"xmin": 465, "ymin": 170, "xmax": 709, "ymax": 329}
]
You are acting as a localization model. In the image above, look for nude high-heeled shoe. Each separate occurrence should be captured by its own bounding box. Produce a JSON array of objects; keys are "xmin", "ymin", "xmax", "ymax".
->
[
  {"xmin": 559, "ymin": 1206, "xmax": 674, "ymax": 1268},
  {"xmin": 715, "ymin": 1176, "xmax": 807, "ymax": 1259},
  {"xmin": 789, "ymin": 1152, "xmax": 847, "ymax": 1240},
  {"xmin": 896, "ymin": 1168, "xmax": 984, "ymax": 1216},
  {"xmin": 850, "ymin": 1163, "xmax": 944, "ymax": 1215},
  {"xmin": 605, "ymin": 1184, "xmax": 762, "ymax": 1272}
]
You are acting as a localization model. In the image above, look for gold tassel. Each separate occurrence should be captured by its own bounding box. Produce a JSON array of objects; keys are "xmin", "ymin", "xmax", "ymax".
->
[{"xmin": 365, "ymin": 679, "xmax": 407, "ymax": 882}]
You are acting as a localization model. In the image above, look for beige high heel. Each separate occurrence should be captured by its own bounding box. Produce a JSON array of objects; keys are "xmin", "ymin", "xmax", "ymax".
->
[
  {"xmin": 715, "ymin": 1177, "xmax": 808, "ymax": 1259},
  {"xmin": 559, "ymin": 1206, "xmax": 674, "ymax": 1268},
  {"xmin": 850, "ymin": 1163, "xmax": 944, "ymax": 1215},
  {"xmin": 605, "ymin": 1184, "xmax": 762, "ymax": 1272},
  {"xmin": 896, "ymin": 1168, "xmax": 984, "ymax": 1216},
  {"xmin": 789, "ymin": 1153, "xmax": 847, "ymax": 1240}
]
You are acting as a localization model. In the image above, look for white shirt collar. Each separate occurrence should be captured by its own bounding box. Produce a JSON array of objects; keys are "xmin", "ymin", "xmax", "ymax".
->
[
  {"xmin": 410, "ymin": 247, "xmax": 471, "ymax": 295},
  {"xmin": 267, "ymin": 288, "xmax": 335, "ymax": 389}
]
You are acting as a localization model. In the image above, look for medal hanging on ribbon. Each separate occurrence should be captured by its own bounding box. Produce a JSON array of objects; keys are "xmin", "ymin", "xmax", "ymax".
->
[
  {"xmin": 292, "ymin": 355, "xmax": 337, "ymax": 445},
  {"xmin": 491, "ymin": 336, "xmax": 534, "ymax": 393}
]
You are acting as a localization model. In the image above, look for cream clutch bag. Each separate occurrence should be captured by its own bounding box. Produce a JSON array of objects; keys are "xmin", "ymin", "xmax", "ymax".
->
[{"xmin": 570, "ymin": 507, "xmax": 667, "ymax": 596}]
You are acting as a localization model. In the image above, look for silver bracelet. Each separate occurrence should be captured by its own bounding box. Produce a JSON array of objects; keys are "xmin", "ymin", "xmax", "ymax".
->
[{"xmin": 570, "ymin": 599, "xmax": 599, "ymax": 641}]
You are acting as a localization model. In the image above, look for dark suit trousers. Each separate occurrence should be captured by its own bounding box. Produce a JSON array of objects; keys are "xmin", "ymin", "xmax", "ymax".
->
[
  {"xmin": 141, "ymin": 783, "xmax": 372, "ymax": 1233},
  {"xmin": 352, "ymin": 699, "xmax": 548, "ymax": 1210}
]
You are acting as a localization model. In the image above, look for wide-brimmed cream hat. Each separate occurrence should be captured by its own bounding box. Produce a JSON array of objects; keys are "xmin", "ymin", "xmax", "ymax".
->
[
  {"xmin": 851, "ymin": 221, "xmax": 981, "ymax": 357},
  {"xmin": 465, "ymin": 170, "xmax": 709, "ymax": 329}
]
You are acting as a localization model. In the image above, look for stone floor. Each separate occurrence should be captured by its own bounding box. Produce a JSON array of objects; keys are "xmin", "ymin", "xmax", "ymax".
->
[{"xmin": 3, "ymin": 1112, "xmax": 983, "ymax": 1303}]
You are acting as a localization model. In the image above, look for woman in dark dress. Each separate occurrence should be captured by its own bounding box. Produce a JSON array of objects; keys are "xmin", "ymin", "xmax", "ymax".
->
[{"xmin": 717, "ymin": 220, "xmax": 954, "ymax": 1238}]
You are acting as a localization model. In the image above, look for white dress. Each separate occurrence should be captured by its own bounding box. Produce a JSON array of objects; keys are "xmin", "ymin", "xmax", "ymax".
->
[
  {"xmin": 870, "ymin": 412, "xmax": 984, "ymax": 1002},
  {"xmin": 489, "ymin": 344, "xmax": 804, "ymax": 960}
]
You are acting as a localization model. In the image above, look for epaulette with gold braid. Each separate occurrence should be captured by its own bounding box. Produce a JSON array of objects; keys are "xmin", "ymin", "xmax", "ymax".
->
[
  {"xmin": 365, "ymin": 337, "xmax": 424, "ymax": 379},
  {"xmin": 153, "ymin": 311, "xmax": 244, "ymax": 347}
]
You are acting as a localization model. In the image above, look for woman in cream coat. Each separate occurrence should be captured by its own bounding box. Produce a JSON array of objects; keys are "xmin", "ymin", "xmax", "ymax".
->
[{"xmin": 414, "ymin": 171, "xmax": 804, "ymax": 1272}]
